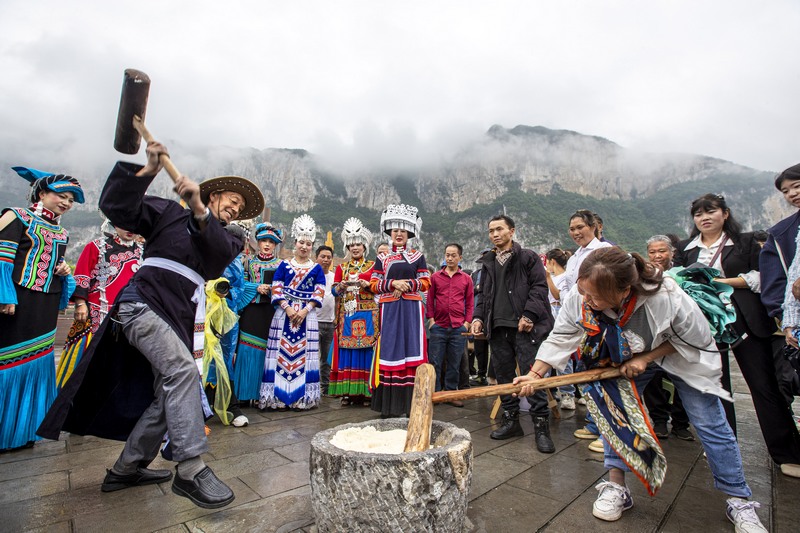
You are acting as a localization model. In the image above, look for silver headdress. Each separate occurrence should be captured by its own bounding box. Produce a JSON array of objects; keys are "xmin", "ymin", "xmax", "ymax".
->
[
  {"xmin": 380, "ymin": 204, "xmax": 422, "ymax": 239},
  {"xmin": 341, "ymin": 217, "xmax": 372, "ymax": 254},
  {"xmin": 291, "ymin": 214, "xmax": 317, "ymax": 242}
]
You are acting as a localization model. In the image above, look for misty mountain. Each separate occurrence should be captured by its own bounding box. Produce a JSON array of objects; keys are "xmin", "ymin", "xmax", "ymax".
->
[{"xmin": 1, "ymin": 125, "xmax": 788, "ymax": 265}]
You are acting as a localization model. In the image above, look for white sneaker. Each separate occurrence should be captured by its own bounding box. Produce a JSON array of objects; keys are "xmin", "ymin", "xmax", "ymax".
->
[
  {"xmin": 588, "ymin": 438, "xmax": 605, "ymax": 453},
  {"xmin": 592, "ymin": 480, "xmax": 633, "ymax": 521},
  {"xmin": 561, "ymin": 395, "xmax": 576, "ymax": 410},
  {"xmin": 232, "ymin": 415, "xmax": 249, "ymax": 427},
  {"xmin": 574, "ymin": 427, "xmax": 597, "ymax": 440},
  {"xmin": 780, "ymin": 463, "xmax": 800, "ymax": 478},
  {"xmin": 726, "ymin": 498, "xmax": 766, "ymax": 533}
]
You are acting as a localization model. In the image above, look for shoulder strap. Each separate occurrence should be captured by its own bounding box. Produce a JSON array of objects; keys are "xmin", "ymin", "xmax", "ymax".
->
[{"xmin": 708, "ymin": 235, "xmax": 729, "ymax": 269}]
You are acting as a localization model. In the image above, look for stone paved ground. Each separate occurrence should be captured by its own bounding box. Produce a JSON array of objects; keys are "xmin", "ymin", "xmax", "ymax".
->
[{"xmin": 1, "ymin": 325, "xmax": 798, "ymax": 531}]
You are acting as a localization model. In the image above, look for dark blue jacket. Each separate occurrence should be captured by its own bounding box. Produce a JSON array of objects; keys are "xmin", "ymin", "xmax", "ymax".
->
[{"xmin": 760, "ymin": 210, "xmax": 800, "ymax": 320}]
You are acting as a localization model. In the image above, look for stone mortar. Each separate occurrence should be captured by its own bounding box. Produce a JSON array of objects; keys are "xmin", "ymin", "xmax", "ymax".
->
[{"xmin": 310, "ymin": 418, "xmax": 473, "ymax": 533}]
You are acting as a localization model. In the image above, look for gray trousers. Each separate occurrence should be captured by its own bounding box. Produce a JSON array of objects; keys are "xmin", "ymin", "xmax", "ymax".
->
[
  {"xmin": 318, "ymin": 321, "xmax": 335, "ymax": 392},
  {"xmin": 113, "ymin": 302, "xmax": 208, "ymax": 471}
]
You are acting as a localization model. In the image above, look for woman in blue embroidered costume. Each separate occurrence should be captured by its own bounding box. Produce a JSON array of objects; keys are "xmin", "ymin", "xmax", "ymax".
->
[
  {"xmin": 330, "ymin": 217, "xmax": 378, "ymax": 406},
  {"xmin": 369, "ymin": 204, "xmax": 431, "ymax": 418},
  {"xmin": 234, "ymin": 222, "xmax": 283, "ymax": 404},
  {"xmin": 260, "ymin": 215, "xmax": 325, "ymax": 410},
  {"xmin": 56, "ymin": 221, "xmax": 143, "ymax": 388},
  {"xmin": 515, "ymin": 247, "xmax": 767, "ymax": 532},
  {"xmin": 0, "ymin": 167, "xmax": 83, "ymax": 452}
]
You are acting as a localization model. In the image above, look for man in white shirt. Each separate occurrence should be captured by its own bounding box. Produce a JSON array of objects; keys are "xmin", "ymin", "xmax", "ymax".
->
[{"xmin": 316, "ymin": 245, "xmax": 335, "ymax": 395}]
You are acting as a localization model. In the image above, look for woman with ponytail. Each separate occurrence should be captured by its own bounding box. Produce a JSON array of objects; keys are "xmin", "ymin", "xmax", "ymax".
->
[{"xmin": 514, "ymin": 247, "xmax": 766, "ymax": 532}]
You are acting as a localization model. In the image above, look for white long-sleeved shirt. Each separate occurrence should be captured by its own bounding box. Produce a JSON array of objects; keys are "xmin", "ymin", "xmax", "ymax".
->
[
  {"xmin": 536, "ymin": 277, "xmax": 730, "ymax": 401},
  {"xmin": 563, "ymin": 238, "xmax": 612, "ymax": 291}
]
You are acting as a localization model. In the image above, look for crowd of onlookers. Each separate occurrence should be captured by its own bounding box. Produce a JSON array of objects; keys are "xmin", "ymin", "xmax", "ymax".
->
[{"xmin": 6, "ymin": 153, "xmax": 800, "ymax": 530}]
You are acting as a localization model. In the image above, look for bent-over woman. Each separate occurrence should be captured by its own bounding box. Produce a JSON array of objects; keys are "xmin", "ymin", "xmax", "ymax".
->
[{"xmin": 515, "ymin": 247, "xmax": 766, "ymax": 532}]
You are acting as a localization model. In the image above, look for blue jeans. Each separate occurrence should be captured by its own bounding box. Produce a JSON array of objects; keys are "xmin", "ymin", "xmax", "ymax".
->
[
  {"xmin": 428, "ymin": 324, "xmax": 467, "ymax": 391},
  {"xmin": 602, "ymin": 367, "xmax": 751, "ymax": 498},
  {"xmin": 558, "ymin": 358, "xmax": 575, "ymax": 395}
]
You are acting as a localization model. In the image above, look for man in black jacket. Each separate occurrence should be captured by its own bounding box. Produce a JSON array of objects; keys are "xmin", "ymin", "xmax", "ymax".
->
[
  {"xmin": 470, "ymin": 215, "xmax": 555, "ymax": 452},
  {"xmin": 39, "ymin": 141, "xmax": 265, "ymax": 508}
]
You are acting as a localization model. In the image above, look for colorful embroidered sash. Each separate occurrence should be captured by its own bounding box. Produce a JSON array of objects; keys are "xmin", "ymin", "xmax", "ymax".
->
[{"xmin": 578, "ymin": 294, "xmax": 667, "ymax": 496}]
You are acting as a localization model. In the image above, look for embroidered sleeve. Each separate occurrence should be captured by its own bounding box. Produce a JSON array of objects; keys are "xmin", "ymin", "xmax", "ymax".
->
[
  {"xmin": 414, "ymin": 255, "xmax": 431, "ymax": 293},
  {"xmin": 0, "ymin": 213, "xmax": 22, "ymax": 304},
  {"xmin": 271, "ymin": 262, "xmax": 287, "ymax": 307},
  {"xmin": 0, "ymin": 239, "xmax": 19, "ymax": 304},
  {"xmin": 72, "ymin": 240, "xmax": 100, "ymax": 302},
  {"xmin": 310, "ymin": 264, "xmax": 326, "ymax": 307},
  {"xmin": 425, "ymin": 273, "xmax": 437, "ymax": 318},
  {"xmin": 59, "ymin": 274, "xmax": 76, "ymax": 310},
  {"xmin": 332, "ymin": 265, "xmax": 344, "ymax": 297},
  {"xmin": 370, "ymin": 258, "xmax": 387, "ymax": 294}
]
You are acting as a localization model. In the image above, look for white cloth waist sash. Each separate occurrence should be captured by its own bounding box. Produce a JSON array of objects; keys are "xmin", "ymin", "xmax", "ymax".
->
[{"xmin": 140, "ymin": 257, "xmax": 206, "ymax": 362}]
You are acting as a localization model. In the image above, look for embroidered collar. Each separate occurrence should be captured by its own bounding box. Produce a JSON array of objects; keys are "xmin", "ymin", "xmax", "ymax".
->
[
  {"xmin": 344, "ymin": 257, "xmax": 371, "ymax": 273},
  {"xmin": 257, "ymin": 252, "xmax": 275, "ymax": 261},
  {"xmin": 30, "ymin": 202, "xmax": 58, "ymax": 222},
  {"xmin": 290, "ymin": 258, "xmax": 315, "ymax": 269}
]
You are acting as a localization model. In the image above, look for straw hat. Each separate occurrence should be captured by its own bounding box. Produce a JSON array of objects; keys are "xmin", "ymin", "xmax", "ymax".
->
[{"xmin": 199, "ymin": 175, "xmax": 264, "ymax": 220}]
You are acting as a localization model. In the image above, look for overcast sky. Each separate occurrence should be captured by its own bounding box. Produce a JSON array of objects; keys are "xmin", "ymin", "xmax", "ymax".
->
[{"xmin": 1, "ymin": 0, "xmax": 798, "ymax": 174}]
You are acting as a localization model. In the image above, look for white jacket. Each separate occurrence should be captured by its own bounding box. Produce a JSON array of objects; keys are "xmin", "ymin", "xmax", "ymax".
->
[{"xmin": 537, "ymin": 277, "xmax": 730, "ymax": 401}]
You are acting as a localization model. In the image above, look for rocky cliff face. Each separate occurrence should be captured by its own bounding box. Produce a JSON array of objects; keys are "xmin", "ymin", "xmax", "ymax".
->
[
  {"xmin": 166, "ymin": 125, "xmax": 765, "ymax": 217},
  {"xmin": 1, "ymin": 125, "xmax": 784, "ymax": 263}
]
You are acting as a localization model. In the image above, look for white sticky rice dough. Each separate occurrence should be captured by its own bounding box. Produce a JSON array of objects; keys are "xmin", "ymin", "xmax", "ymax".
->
[{"xmin": 330, "ymin": 426, "xmax": 408, "ymax": 454}]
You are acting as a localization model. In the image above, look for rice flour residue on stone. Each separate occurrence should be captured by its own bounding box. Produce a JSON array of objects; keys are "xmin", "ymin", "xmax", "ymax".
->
[{"xmin": 329, "ymin": 425, "xmax": 408, "ymax": 454}]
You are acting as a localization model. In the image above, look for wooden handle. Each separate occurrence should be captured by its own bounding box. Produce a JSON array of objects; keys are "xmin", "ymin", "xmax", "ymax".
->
[
  {"xmin": 133, "ymin": 115, "xmax": 181, "ymax": 183},
  {"xmin": 404, "ymin": 364, "xmax": 436, "ymax": 452},
  {"xmin": 430, "ymin": 366, "xmax": 622, "ymax": 404}
]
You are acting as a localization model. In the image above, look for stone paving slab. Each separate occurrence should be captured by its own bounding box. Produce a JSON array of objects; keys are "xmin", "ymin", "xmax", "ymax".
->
[{"xmin": 0, "ymin": 358, "xmax": 794, "ymax": 532}]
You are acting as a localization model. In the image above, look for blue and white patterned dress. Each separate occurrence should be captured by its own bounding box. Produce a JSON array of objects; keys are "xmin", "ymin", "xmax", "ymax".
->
[{"xmin": 259, "ymin": 258, "xmax": 326, "ymax": 410}]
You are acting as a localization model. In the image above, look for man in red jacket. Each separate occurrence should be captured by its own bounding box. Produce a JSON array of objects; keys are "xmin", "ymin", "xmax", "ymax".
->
[{"xmin": 427, "ymin": 243, "xmax": 474, "ymax": 405}]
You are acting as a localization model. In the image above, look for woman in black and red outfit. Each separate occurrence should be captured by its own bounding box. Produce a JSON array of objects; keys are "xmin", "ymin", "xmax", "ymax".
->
[{"xmin": 674, "ymin": 193, "xmax": 800, "ymax": 472}]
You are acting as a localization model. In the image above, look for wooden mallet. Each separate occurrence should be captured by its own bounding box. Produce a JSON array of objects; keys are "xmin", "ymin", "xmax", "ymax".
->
[
  {"xmin": 113, "ymin": 69, "xmax": 182, "ymax": 185},
  {"xmin": 404, "ymin": 364, "xmax": 622, "ymax": 452}
]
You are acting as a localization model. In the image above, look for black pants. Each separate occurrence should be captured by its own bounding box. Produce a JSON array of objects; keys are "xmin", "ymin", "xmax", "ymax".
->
[
  {"xmin": 720, "ymin": 334, "xmax": 800, "ymax": 464},
  {"xmin": 772, "ymin": 335, "xmax": 800, "ymax": 405},
  {"xmin": 489, "ymin": 326, "xmax": 548, "ymax": 417},
  {"xmin": 318, "ymin": 321, "xmax": 334, "ymax": 393},
  {"xmin": 643, "ymin": 369, "xmax": 689, "ymax": 430},
  {"xmin": 469, "ymin": 339, "xmax": 490, "ymax": 377}
]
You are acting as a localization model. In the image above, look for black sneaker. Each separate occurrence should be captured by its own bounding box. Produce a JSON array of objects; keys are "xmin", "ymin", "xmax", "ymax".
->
[
  {"xmin": 653, "ymin": 422, "xmax": 669, "ymax": 439},
  {"xmin": 101, "ymin": 466, "xmax": 173, "ymax": 492},
  {"xmin": 469, "ymin": 376, "xmax": 488, "ymax": 387},
  {"xmin": 172, "ymin": 466, "xmax": 235, "ymax": 509},
  {"xmin": 671, "ymin": 427, "xmax": 695, "ymax": 441}
]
